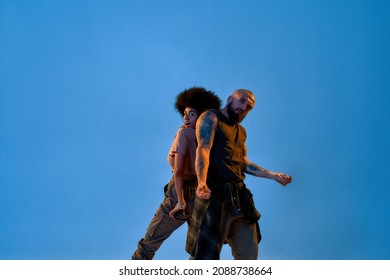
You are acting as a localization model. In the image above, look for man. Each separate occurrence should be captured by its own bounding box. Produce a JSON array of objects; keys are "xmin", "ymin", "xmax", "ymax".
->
[{"xmin": 186, "ymin": 89, "xmax": 292, "ymax": 260}]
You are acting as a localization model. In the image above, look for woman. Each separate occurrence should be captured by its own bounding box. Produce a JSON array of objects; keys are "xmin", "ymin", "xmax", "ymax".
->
[{"xmin": 131, "ymin": 87, "xmax": 221, "ymax": 260}]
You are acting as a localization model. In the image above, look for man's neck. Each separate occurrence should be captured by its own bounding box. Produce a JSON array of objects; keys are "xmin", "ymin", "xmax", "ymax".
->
[
  {"xmin": 220, "ymin": 107, "xmax": 238, "ymax": 125},
  {"xmin": 221, "ymin": 107, "xmax": 229, "ymax": 119}
]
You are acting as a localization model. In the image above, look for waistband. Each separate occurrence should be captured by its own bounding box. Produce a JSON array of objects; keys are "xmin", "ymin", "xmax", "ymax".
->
[
  {"xmin": 207, "ymin": 180, "xmax": 246, "ymax": 189},
  {"xmin": 183, "ymin": 178, "xmax": 198, "ymax": 187}
]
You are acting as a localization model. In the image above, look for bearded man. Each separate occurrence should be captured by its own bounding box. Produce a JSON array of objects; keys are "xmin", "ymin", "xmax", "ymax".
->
[{"xmin": 186, "ymin": 89, "xmax": 292, "ymax": 260}]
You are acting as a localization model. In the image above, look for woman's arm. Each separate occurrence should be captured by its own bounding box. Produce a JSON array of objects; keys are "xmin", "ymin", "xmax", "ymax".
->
[{"xmin": 169, "ymin": 151, "xmax": 187, "ymax": 219}]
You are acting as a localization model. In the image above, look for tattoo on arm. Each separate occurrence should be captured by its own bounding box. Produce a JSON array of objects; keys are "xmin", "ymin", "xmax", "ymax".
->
[
  {"xmin": 195, "ymin": 111, "xmax": 217, "ymax": 183},
  {"xmin": 197, "ymin": 111, "xmax": 216, "ymax": 146},
  {"xmin": 195, "ymin": 150, "xmax": 209, "ymax": 182},
  {"xmin": 243, "ymin": 143, "xmax": 276, "ymax": 180},
  {"xmin": 245, "ymin": 162, "xmax": 270, "ymax": 177}
]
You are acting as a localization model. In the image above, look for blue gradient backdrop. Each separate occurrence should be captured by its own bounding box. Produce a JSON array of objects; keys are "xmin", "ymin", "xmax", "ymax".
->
[{"xmin": 1, "ymin": 0, "xmax": 389, "ymax": 259}]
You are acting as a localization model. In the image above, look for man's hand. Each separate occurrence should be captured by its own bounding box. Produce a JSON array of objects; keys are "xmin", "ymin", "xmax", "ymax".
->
[
  {"xmin": 196, "ymin": 183, "xmax": 211, "ymax": 199},
  {"xmin": 275, "ymin": 173, "xmax": 292, "ymax": 186}
]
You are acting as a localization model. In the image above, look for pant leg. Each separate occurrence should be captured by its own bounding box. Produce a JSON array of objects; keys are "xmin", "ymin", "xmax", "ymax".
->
[
  {"xmin": 132, "ymin": 206, "xmax": 186, "ymax": 259},
  {"xmin": 185, "ymin": 196, "xmax": 210, "ymax": 256},
  {"xmin": 224, "ymin": 207, "xmax": 259, "ymax": 260},
  {"xmin": 221, "ymin": 185, "xmax": 261, "ymax": 260},
  {"xmin": 191, "ymin": 194, "xmax": 224, "ymax": 260},
  {"xmin": 132, "ymin": 180, "xmax": 187, "ymax": 260}
]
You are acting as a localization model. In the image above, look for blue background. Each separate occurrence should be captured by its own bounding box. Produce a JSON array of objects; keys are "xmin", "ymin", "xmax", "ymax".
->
[{"xmin": 1, "ymin": 0, "xmax": 389, "ymax": 260}]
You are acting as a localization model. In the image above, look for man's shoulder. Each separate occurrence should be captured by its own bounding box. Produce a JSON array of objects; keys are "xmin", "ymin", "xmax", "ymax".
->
[
  {"xmin": 206, "ymin": 108, "xmax": 220, "ymax": 114},
  {"xmin": 201, "ymin": 109, "xmax": 220, "ymax": 120}
]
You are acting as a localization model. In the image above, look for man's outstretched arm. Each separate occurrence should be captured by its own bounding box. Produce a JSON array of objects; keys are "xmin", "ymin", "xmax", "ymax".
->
[{"xmin": 243, "ymin": 145, "xmax": 292, "ymax": 186}]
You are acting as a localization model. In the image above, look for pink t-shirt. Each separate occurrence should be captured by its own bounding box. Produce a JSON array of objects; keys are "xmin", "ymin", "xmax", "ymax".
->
[{"xmin": 167, "ymin": 127, "xmax": 197, "ymax": 178}]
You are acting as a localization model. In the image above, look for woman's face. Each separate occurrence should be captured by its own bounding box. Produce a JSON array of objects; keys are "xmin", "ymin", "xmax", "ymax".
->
[{"xmin": 183, "ymin": 107, "xmax": 199, "ymax": 129}]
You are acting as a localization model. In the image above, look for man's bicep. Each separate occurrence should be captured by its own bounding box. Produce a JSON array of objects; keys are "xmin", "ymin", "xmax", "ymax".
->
[{"xmin": 196, "ymin": 111, "xmax": 218, "ymax": 147}]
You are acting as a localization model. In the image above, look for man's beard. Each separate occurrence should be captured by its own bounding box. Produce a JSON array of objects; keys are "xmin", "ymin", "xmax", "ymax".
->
[{"xmin": 227, "ymin": 103, "xmax": 246, "ymax": 123}]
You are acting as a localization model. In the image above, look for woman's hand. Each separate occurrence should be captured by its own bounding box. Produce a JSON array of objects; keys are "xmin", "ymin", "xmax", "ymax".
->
[{"xmin": 169, "ymin": 202, "xmax": 186, "ymax": 220}]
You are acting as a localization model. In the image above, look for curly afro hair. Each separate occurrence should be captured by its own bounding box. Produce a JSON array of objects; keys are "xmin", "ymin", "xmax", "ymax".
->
[{"xmin": 175, "ymin": 87, "xmax": 222, "ymax": 116}]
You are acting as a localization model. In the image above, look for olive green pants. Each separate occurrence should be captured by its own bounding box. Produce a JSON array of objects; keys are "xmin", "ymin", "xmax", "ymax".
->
[{"xmin": 131, "ymin": 178, "xmax": 196, "ymax": 260}]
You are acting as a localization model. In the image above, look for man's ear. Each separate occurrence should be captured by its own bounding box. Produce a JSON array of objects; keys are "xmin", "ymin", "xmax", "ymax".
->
[{"xmin": 227, "ymin": 95, "xmax": 233, "ymax": 102}]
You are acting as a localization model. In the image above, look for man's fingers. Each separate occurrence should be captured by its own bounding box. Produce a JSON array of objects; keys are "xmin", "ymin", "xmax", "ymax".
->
[{"xmin": 197, "ymin": 192, "xmax": 211, "ymax": 199}]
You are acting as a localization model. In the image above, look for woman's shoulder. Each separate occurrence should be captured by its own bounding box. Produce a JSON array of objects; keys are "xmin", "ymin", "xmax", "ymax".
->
[
  {"xmin": 174, "ymin": 127, "xmax": 195, "ymax": 141},
  {"xmin": 176, "ymin": 126, "xmax": 195, "ymax": 134}
]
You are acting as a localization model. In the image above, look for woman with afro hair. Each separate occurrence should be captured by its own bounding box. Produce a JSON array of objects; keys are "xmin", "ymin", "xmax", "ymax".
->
[{"xmin": 132, "ymin": 87, "xmax": 221, "ymax": 260}]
